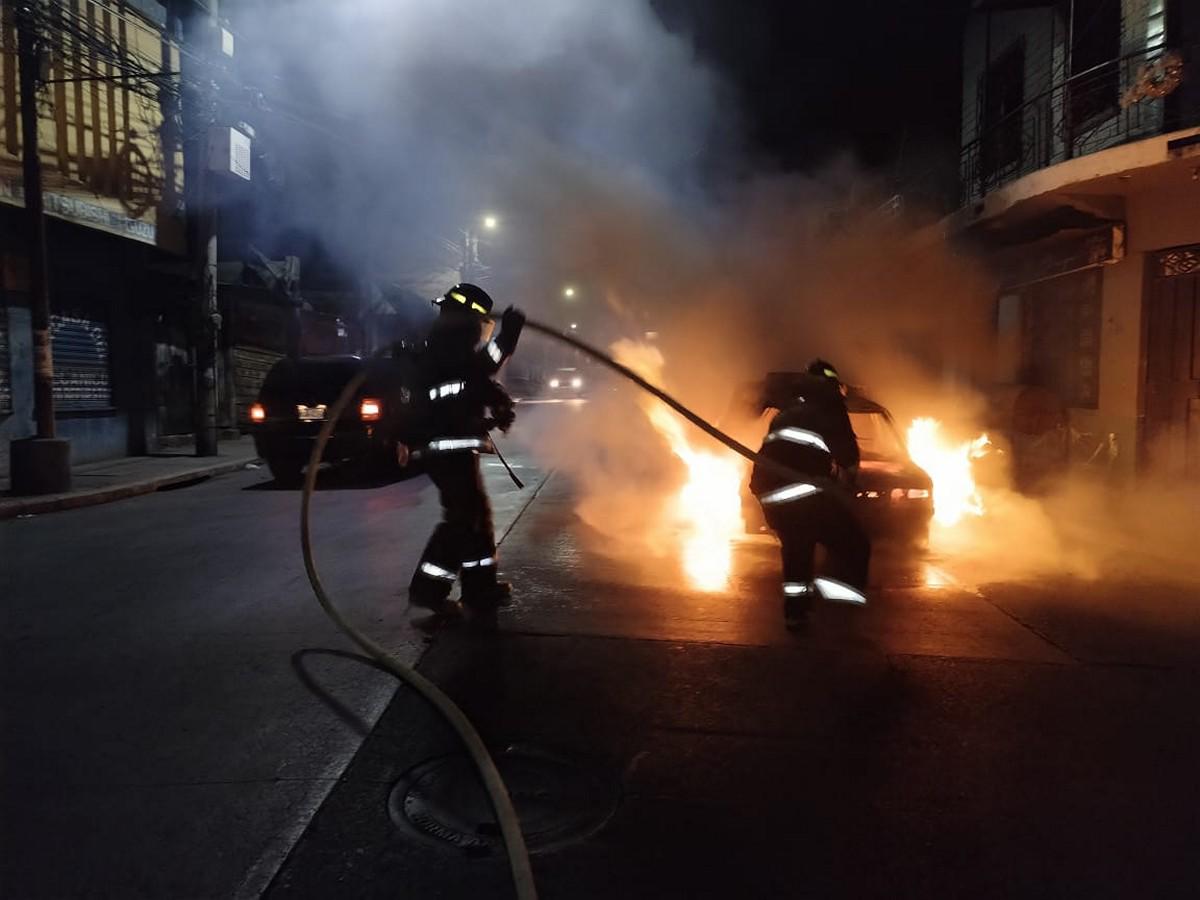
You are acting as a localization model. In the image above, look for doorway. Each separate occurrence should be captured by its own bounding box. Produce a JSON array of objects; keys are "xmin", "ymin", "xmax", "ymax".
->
[{"xmin": 1144, "ymin": 246, "xmax": 1200, "ymax": 476}]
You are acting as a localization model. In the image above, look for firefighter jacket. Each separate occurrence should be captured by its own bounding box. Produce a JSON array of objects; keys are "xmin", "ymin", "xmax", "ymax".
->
[
  {"xmin": 418, "ymin": 315, "xmax": 519, "ymax": 456},
  {"xmin": 749, "ymin": 377, "xmax": 859, "ymax": 500}
]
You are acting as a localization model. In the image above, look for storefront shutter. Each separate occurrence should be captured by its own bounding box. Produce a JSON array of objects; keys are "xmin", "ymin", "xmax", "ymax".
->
[{"xmin": 51, "ymin": 313, "xmax": 112, "ymax": 410}]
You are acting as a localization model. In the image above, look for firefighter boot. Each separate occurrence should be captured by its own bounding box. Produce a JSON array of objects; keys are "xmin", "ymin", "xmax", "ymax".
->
[
  {"xmin": 408, "ymin": 563, "xmax": 464, "ymax": 629},
  {"xmin": 460, "ymin": 550, "xmax": 511, "ymax": 613},
  {"xmin": 782, "ymin": 582, "xmax": 815, "ymax": 629},
  {"xmin": 461, "ymin": 579, "xmax": 513, "ymax": 612}
]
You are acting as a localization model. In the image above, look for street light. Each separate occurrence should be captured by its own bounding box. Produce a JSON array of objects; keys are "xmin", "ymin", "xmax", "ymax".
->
[
  {"xmin": 562, "ymin": 286, "xmax": 576, "ymax": 299},
  {"xmin": 570, "ymin": 322, "xmax": 578, "ymax": 330},
  {"xmin": 482, "ymin": 214, "xmax": 498, "ymax": 231}
]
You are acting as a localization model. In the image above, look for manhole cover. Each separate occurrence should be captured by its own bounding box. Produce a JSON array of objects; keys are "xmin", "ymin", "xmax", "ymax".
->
[{"xmin": 388, "ymin": 745, "xmax": 620, "ymax": 855}]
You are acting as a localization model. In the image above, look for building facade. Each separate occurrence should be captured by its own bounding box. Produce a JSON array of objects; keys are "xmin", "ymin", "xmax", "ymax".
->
[
  {"xmin": 0, "ymin": 0, "xmax": 191, "ymax": 471},
  {"xmin": 948, "ymin": 0, "xmax": 1200, "ymax": 481}
]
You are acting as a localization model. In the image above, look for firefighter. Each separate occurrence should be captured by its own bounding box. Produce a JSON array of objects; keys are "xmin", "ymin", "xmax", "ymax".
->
[
  {"xmin": 749, "ymin": 359, "xmax": 871, "ymax": 628},
  {"xmin": 408, "ymin": 282, "xmax": 525, "ymax": 624}
]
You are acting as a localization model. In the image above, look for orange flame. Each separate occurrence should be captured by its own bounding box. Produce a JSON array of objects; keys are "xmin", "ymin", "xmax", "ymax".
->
[
  {"xmin": 647, "ymin": 403, "xmax": 746, "ymax": 591},
  {"xmin": 613, "ymin": 341, "xmax": 746, "ymax": 591},
  {"xmin": 906, "ymin": 418, "xmax": 990, "ymax": 527}
]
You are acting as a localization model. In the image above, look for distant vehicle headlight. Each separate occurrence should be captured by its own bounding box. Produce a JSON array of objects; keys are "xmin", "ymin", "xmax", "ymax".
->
[
  {"xmin": 549, "ymin": 378, "xmax": 561, "ymax": 388},
  {"xmin": 571, "ymin": 376, "xmax": 583, "ymax": 389}
]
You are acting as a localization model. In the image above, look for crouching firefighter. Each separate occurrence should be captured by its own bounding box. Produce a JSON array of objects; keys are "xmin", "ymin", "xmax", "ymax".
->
[
  {"xmin": 750, "ymin": 359, "xmax": 871, "ymax": 628},
  {"xmin": 408, "ymin": 282, "xmax": 525, "ymax": 625}
]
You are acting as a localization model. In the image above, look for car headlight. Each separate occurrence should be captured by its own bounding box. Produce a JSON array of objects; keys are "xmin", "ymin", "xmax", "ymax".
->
[
  {"xmin": 571, "ymin": 376, "xmax": 583, "ymax": 389},
  {"xmin": 549, "ymin": 378, "xmax": 560, "ymax": 388}
]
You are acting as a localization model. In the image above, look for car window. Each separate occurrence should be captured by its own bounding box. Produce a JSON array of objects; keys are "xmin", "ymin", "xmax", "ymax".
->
[{"xmin": 849, "ymin": 411, "xmax": 907, "ymax": 460}]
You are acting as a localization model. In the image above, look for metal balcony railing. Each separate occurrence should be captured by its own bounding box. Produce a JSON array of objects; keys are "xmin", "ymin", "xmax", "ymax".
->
[{"xmin": 960, "ymin": 42, "xmax": 1199, "ymax": 205}]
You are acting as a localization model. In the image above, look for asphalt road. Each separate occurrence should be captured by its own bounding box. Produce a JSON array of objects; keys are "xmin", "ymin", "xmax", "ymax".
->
[
  {"xmin": 4, "ymin": 403, "xmax": 1199, "ymax": 899},
  {"xmin": 0, "ymin": 444, "xmax": 546, "ymax": 900},
  {"xmin": 266, "ymin": 453, "xmax": 1200, "ymax": 897}
]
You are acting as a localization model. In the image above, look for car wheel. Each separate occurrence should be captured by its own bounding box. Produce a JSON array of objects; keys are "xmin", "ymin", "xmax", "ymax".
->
[{"xmin": 266, "ymin": 456, "xmax": 304, "ymax": 486}]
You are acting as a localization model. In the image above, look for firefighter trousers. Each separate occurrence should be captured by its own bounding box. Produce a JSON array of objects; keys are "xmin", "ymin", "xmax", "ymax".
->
[
  {"xmin": 763, "ymin": 491, "xmax": 871, "ymax": 592},
  {"xmin": 410, "ymin": 451, "xmax": 500, "ymax": 605}
]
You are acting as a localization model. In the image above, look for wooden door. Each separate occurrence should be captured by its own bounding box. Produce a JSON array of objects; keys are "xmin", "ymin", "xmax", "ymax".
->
[{"xmin": 1144, "ymin": 248, "xmax": 1200, "ymax": 477}]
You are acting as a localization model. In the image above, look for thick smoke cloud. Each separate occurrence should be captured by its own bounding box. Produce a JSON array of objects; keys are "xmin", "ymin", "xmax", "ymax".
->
[
  {"xmin": 232, "ymin": 0, "xmax": 728, "ymax": 300},
  {"xmin": 230, "ymin": 1, "xmax": 1198, "ymax": 588}
]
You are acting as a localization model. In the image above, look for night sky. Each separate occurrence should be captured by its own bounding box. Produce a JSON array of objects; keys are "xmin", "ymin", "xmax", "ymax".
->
[{"xmin": 653, "ymin": 0, "xmax": 971, "ymax": 205}]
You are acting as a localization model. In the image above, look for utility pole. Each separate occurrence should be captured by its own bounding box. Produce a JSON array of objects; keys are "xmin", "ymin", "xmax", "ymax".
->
[
  {"xmin": 10, "ymin": 0, "xmax": 71, "ymax": 494},
  {"xmin": 176, "ymin": 0, "xmax": 220, "ymax": 456}
]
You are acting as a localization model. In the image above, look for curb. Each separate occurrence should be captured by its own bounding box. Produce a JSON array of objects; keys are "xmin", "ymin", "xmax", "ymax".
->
[{"xmin": 0, "ymin": 456, "xmax": 261, "ymax": 520}]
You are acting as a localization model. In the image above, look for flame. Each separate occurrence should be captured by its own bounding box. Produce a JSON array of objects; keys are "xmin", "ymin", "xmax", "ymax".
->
[
  {"xmin": 906, "ymin": 418, "xmax": 991, "ymax": 527},
  {"xmin": 647, "ymin": 403, "xmax": 746, "ymax": 591},
  {"xmin": 613, "ymin": 340, "xmax": 745, "ymax": 591}
]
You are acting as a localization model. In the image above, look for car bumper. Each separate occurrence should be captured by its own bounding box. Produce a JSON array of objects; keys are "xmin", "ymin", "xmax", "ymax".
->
[
  {"xmin": 741, "ymin": 491, "xmax": 932, "ymax": 539},
  {"xmin": 250, "ymin": 425, "xmax": 375, "ymax": 462}
]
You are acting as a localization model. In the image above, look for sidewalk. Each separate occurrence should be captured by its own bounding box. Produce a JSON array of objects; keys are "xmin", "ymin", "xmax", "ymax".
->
[{"xmin": 0, "ymin": 436, "xmax": 261, "ymax": 520}]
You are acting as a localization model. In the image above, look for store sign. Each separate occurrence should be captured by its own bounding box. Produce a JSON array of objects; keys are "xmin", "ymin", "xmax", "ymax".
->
[{"xmin": 0, "ymin": 176, "xmax": 156, "ymax": 245}]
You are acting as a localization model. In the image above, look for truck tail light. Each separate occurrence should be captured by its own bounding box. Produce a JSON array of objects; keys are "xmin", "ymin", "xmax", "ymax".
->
[
  {"xmin": 359, "ymin": 398, "xmax": 382, "ymax": 422},
  {"xmin": 249, "ymin": 403, "xmax": 266, "ymax": 422}
]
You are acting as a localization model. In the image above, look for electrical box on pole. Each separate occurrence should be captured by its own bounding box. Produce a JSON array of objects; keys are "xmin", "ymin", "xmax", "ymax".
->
[{"xmin": 207, "ymin": 127, "xmax": 252, "ymax": 181}]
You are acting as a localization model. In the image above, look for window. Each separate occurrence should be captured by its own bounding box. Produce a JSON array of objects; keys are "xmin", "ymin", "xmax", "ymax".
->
[
  {"xmin": 1020, "ymin": 269, "xmax": 1102, "ymax": 409},
  {"xmin": 1068, "ymin": 0, "xmax": 1121, "ymax": 132},
  {"xmin": 980, "ymin": 41, "xmax": 1026, "ymax": 179}
]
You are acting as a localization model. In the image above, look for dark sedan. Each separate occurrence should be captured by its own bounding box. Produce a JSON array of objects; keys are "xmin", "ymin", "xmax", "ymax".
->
[{"xmin": 245, "ymin": 354, "xmax": 417, "ymax": 485}]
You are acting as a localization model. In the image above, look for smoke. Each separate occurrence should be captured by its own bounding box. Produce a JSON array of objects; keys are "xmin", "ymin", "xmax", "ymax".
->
[
  {"xmin": 230, "ymin": 0, "xmax": 729, "ymax": 299},
  {"xmin": 229, "ymin": 1, "xmax": 1198, "ymax": 588}
]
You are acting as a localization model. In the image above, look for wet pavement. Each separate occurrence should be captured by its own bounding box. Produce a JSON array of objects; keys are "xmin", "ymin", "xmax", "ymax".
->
[
  {"xmin": 0, "ymin": 452, "xmax": 545, "ymax": 900},
  {"xmin": 4, "ymin": 403, "xmax": 1200, "ymax": 899},
  {"xmin": 265, "ymin": 466, "xmax": 1200, "ymax": 899}
]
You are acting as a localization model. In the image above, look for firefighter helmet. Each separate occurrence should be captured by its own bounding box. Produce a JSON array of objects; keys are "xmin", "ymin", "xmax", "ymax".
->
[
  {"xmin": 805, "ymin": 358, "xmax": 841, "ymax": 385},
  {"xmin": 435, "ymin": 282, "xmax": 494, "ymax": 317}
]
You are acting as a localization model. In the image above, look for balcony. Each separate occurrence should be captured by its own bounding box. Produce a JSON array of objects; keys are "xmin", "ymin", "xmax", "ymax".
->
[{"xmin": 961, "ymin": 43, "xmax": 1199, "ymax": 205}]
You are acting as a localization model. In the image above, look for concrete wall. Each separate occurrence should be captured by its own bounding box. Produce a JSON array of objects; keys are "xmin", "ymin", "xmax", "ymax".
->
[
  {"xmin": 1070, "ymin": 182, "xmax": 1200, "ymax": 474},
  {"xmin": 1070, "ymin": 257, "xmax": 1144, "ymax": 475},
  {"xmin": 55, "ymin": 412, "xmax": 132, "ymax": 465},
  {"xmin": 0, "ymin": 301, "xmax": 131, "ymax": 473}
]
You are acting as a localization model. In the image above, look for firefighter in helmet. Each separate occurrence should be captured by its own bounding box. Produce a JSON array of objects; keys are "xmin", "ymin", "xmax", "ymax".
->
[
  {"xmin": 749, "ymin": 359, "xmax": 871, "ymax": 628},
  {"xmin": 408, "ymin": 282, "xmax": 525, "ymax": 624}
]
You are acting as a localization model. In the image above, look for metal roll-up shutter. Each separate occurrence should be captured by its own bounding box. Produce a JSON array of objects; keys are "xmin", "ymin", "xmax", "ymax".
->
[
  {"xmin": 233, "ymin": 345, "xmax": 284, "ymax": 423},
  {"xmin": 51, "ymin": 313, "xmax": 112, "ymax": 410},
  {"xmin": 0, "ymin": 309, "xmax": 11, "ymax": 412}
]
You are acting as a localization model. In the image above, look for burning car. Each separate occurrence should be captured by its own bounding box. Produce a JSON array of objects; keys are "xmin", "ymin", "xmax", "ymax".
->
[
  {"xmin": 245, "ymin": 354, "xmax": 417, "ymax": 485},
  {"xmin": 738, "ymin": 373, "xmax": 934, "ymax": 540}
]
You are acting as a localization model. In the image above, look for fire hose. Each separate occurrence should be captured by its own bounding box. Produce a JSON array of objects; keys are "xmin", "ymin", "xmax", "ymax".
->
[{"xmin": 299, "ymin": 318, "xmax": 837, "ymax": 900}]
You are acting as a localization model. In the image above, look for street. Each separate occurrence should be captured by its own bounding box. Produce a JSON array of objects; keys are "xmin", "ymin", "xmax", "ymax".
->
[
  {"xmin": 0, "ymin": 446, "xmax": 546, "ymax": 899},
  {"xmin": 4, "ymin": 405, "xmax": 1198, "ymax": 899}
]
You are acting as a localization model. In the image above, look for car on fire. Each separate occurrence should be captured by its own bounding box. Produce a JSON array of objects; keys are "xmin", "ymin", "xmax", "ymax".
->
[
  {"xmin": 245, "ymin": 353, "xmax": 418, "ymax": 485},
  {"xmin": 737, "ymin": 372, "xmax": 935, "ymax": 540}
]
